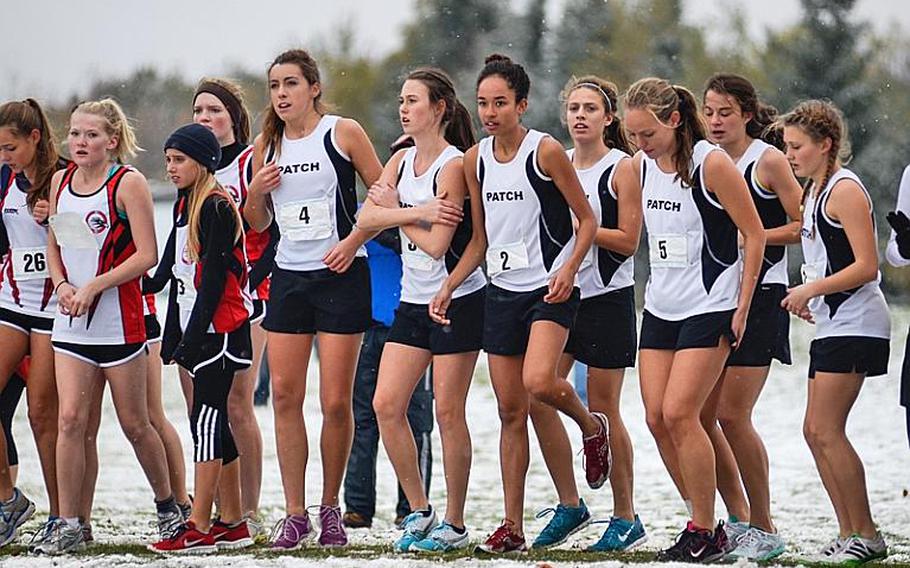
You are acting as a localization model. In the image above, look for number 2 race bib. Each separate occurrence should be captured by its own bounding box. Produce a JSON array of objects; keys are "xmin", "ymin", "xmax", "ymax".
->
[
  {"xmin": 12, "ymin": 247, "xmax": 48, "ymax": 280},
  {"xmin": 648, "ymin": 234, "xmax": 688, "ymax": 268},
  {"xmin": 278, "ymin": 199, "xmax": 332, "ymax": 241},
  {"xmin": 487, "ymin": 242, "xmax": 529, "ymax": 276}
]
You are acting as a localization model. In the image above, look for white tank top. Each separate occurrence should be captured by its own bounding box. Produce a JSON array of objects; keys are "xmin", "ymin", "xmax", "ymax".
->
[
  {"xmin": 800, "ymin": 168, "xmax": 890, "ymax": 340},
  {"xmin": 217, "ymin": 145, "xmax": 254, "ymax": 207},
  {"xmin": 269, "ymin": 115, "xmax": 365, "ymax": 271},
  {"xmin": 0, "ymin": 173, "xmax": 56, "ymax": 317},
  {"xmin": 478, "ymin": 130, "xmax": 576, "ymax": 292},
  {"xmin": 642, "ymin": 140, "xmax": 741, "ymax": 320},
  {"xmin": 397, "ymin": 146, "xmax": 486, "ymax": 304},
  {"xmin": 736, "ymin": 139, "xmax": 788, "ymax": 286},
  {"xmin": 50, "ymin": 166, "xmax": 146, "ymax": 344},
  {"xmin": 569, "ymin": 148, "xmax": 634, "ymax": 299}
]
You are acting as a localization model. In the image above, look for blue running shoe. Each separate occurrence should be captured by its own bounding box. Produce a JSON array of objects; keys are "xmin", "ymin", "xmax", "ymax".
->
[
  {"xmin": 531, "ymin": 499, "xmax": 591, "ymax": 549},
  {"xmin": 587, "ymin": 515, "xmax": 648, "ymax": 552},
  {"xmin": 0, "ymin": 488, "xmax": 35, "ymax": 547},
  {"xmin": 411, "ymin": 521, "xmax": 469, "ymax": 553},
  {"xmin": 394, "ymin": 506, "xmax": 437, "ymax": 552}
]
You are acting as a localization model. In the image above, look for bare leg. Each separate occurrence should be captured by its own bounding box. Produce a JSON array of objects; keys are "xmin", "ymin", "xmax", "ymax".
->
[
  {"xmin": 587, "ymin": 365, "xmax": 635, "ymax": 520},
  {"xmin": 702, "ymin": 378, "xmax": 749, "ymax": 522},
  {"xmin": 639, "ymin": 349, "xmax": 687, "ymax": 501},
  {"xmin": 0, "ymin": 326, "xmax": 29, "ymax": 500},
  {"xmin": 146, "ymin": 342, "xmax": 189, "ymax": 505},
  {"xmin": 228, "ymin": 321, "xmax": 265, "ymax": 516},
  {"xmin": 54, "ymin": 353, "xmax": 100, "ymax": 518},
  {"xmin": 487, "ymin": 353, "xmax": 529, "ymax": 534},
  {"xmin": 25, "ymin": 333, "xmax": 59, "ymax": 515}
]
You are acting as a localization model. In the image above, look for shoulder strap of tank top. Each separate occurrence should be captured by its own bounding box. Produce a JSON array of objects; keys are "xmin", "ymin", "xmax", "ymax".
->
[{"xmin": 54, "ymin": 162, "xmax": 79, "ymax": 205}]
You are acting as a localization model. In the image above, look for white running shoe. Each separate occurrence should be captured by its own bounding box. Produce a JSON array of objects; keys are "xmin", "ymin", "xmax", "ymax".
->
[
  {"xmin": 831, "ymin": 533, "xmax": 887, "ymax": 565},
  {"xmin": 29, "ymin": 518, "xmax": 85, "ymax": 555},
  {"xmin": 411, "ymin": 521, "xmax": 469, "ymax": 553},
  {"xmin": 727, "ymin": 526, "xmax": 786, "ymax": 561}
]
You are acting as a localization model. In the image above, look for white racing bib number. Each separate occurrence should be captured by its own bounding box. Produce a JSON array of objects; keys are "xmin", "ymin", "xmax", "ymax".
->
[
  {"xmin": 800, "ymin": 262, "xmax": 824, "ymax": 284},
  {"xmin": 49, "ymin": 212, "xmax": 98, "ymax": 249},
  {"xmin": 400, "ymin": 229, "xmax": 434, "ymax": 272},
  {"xmin": 174, "ymin": 276, "xmax": 197, "ymax": 311},
  {"xmin": 487, "ymin": 242, "xmax": 529, "ymax": 276},
  {"xmin": 12, "ymin": 247, "xmax": 48, "ymax": 281},
  {"xmin": 278, "ymin": 199, "xmax": 332, "ymax": 241},
  {"xmin": 649, "ymin": 234, "xmax": 688, "ymax": 268}
]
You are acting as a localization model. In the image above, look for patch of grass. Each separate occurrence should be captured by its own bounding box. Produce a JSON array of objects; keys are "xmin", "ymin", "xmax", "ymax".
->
[{"xmin": 1, "ymin": 543, "xmax": 908, "ymax": 567}]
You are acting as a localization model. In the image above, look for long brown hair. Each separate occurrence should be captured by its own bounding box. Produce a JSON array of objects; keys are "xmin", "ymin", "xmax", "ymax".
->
[
  {"xmin": 624, "ymin": 77, "xmax": 707, "ymax": 187},
  {"xmin": 262, "ymin": 49, "xmax": 327, "ymax": 160},
  {"xmin": 72, "ymin": 98, "xmax": 142, "ymax": 164},
  {"xmin": 703, "ymin": 73, "xmax": 783, "ymax": 150},
  {"xmin": 560, "ymin": 75, "xmax": 631, "ymax": 154},
  {"xmin": 0, "ymin": 99, "xmax": 60, "ymax": 208},
  {"xmin": 184, "ymin": 164, "xmax": 243, "ymax": 262},
  {"xmin": 406, "ymin": 67, "xmax": 475, "ymax": 151},
  {"xmin": 777, "ymin": 99, "xmax": 851, "ymax": 206}
]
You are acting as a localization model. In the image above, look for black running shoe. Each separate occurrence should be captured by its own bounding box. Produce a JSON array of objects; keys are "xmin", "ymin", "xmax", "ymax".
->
[{"xmin": 657, "ymin": 521, "xmax": 728, "ymax": 563}]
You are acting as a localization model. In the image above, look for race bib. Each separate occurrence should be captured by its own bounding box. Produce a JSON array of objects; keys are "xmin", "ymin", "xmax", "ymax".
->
[
  {"xmin": 49, "ymin": 212, "xmax": 98, "ymax": 249},
  {"xmin": 801, "ymin": 262, "xmax": 824, "ymax": 284},
  {"xmin": 278, "ymin": 199, "xmax": 332, "ymax": 241},
  {"xmin": 12, "ymin": 247, "xmax": 48, "ymax": 280},
  {"xmin": 649, "ymin": 234, "xmax": 688, "ymax": 268},
  {"xmin": 487, "ymin": 242, "xmax": 529, "ymax": 276},
  {"xmin": 400, "ymin": 229, "xmax": 434, "ymax": 272},
  {"xmin": 174, "ymin": 275, "xmax": 197, "ymax": 312}
]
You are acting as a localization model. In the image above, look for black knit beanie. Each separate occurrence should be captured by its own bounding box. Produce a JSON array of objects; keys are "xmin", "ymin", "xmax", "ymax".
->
[{"xmin": 164, "ymin": 123, "xmax": 221, "ymax": 173}]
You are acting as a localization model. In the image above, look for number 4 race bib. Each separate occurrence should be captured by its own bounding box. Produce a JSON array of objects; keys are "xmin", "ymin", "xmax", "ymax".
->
[
  {"xmin": 278, "ymin": 199, "xmax": 332, "ymax": 241},
  {"xmin": 648, "ymin": 234, "xmax": 688, "ymax": 268},
  {"xmin": 487, "ymin": 242, "xmax": 529, "ymax": 276},
  {"xmin": 12, "ymin": 247, "xmax": 48, "ymax": 280}
]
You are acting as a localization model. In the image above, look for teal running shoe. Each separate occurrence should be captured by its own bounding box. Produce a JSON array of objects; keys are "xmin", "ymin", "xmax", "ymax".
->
[
  {"xmin": 531, "ymin": 499, "xmax": 591, "ymax": 549},
  {"xmin": 411, "ymin": 521, "xmax": 469, "ymax": 553},
  {"xmin": 587, "ymin": 514, "xmax": 647, "ymax": 552},
  {"xmin": 394, "ymin": 506, "xmax": 437, "ymax": 552}
]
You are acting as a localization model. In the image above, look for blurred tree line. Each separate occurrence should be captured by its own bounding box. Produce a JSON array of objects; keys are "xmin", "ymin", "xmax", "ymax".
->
[{"xmin": 37, "ymin": 0, "xmax": 910, "ymax": 287}]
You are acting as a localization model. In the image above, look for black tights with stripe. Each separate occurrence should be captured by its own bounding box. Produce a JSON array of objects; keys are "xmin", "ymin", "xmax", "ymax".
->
[{"xmin": 190, "ymin": 361, "xmax": 238, "ymax": 464}]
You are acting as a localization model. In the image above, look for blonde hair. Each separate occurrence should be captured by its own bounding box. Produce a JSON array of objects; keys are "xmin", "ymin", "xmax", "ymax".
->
[
  {"xmin": 72, "ymin": 98, "xmax": 142, "ymax": 163},
  {"xmin": 185, "ymin": 164, "xmax": 243, "ymax": 262},
  {"xmin": 777, "ymin": 99, "xmax": 851, "ymax": 205},
  {"xmin": 624, "ymin": 77, "xmax": 707, "ymax": 187}
]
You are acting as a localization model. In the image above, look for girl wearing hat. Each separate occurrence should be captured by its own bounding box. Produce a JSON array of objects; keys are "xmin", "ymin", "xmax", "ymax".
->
[
  {"xmin": 150, "ymin": 123, "xmax": 254, "ymax": 553},
  {"xmin": 193, "ymin": 78, "xmax": 273, "ymax": 537}
]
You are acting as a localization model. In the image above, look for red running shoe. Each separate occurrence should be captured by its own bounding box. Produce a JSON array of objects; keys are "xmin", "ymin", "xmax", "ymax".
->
[
  {"xmin": 583, "ymin": 412, "xmax": 612, "ymax": 489},
  {"xmin": 474, "ymin": 521, "xmax": 527, "ymax": 555},
  {"xmin": 211, "ymin": 519, "xmax": 254, "ymax": 550},
  {"xmin": 149, "ymin": 521, "xmax": 216, "ymax": 554}
]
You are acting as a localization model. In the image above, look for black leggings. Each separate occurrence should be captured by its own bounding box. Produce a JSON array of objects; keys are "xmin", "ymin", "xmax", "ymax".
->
[
  {"xmin": 0, "ymin": 375, "xmax": 25, "ymax": 466},
  {"xmin": 190, "ymin": 361, "xmax": 238, "ymax": 464}
]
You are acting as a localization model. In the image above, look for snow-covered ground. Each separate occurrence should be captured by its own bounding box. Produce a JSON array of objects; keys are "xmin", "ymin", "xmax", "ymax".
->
[{"xmin": 5, "ymin": 309, "xmax": 910, "ymax": 567}]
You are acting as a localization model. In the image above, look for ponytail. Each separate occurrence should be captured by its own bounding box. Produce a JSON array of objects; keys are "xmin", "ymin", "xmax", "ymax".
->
[{"xmin": 0, "ymin": 98, "xmax": 61, "ymax": 208}]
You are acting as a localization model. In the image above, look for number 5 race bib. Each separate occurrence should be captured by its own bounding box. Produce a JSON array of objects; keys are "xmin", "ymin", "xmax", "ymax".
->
[
  {"xmin": 648, "ymin": 234, "xmax": 688, "ymax": 268},
  {"xmin": 400, "ymin": 228, "xmax": 434, "ymax": 272},
  {"xmin": 12, "ymin": 247, "xmax": 48, "ymax": 280},
  {"xmin": 278, "ymin": 199, "xmax": 332, "ymax": 241},
  {"xmin": 487, "ymin": 242, "xmax": 529, "ymax": 276}
]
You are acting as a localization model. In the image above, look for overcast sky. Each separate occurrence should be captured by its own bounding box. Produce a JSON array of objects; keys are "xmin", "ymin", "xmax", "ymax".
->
[{"xmin": 3, "ymin": 0, "xmax": 906, "ymax": 102}]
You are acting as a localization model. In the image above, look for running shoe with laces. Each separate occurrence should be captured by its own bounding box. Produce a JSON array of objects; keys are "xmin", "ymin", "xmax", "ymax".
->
[
  {"xmin": 157, "ymin": 504, "xmax": 184, "ymax": 540},
  {"xmin": 394, "ymin": 506, "xmax": 437, "ymax": 552},
  {"xmin": 0, "ymin": 487, "xmax": 36, "ymax": 547},
  {"xmin": 29, "ymin": 518, "xmax": 85, "ymax": 555},
  {"xmin": 583, "ymin": 412, "xmax": 611, "ymax": 489},
  {"xmin": 475, "ymin": 521, "xmax": 527, "ymax": 555},
  {"xmin": 149, "ymin": 521, "xmax": 216, "ymax": 554},
  {"xmin": 270, "ymin": 513, "xmax": 315, "ymax": 550},
  {"xmin": 531, "ymin": 499, "xmax": 591, "ymax": 549},
  {"xmin": 411, "ymin": 521, "xmax": 469, "ymax": 553},
  {"xmin": 315, "ymin": 504, "xmax": 348, "ymax": 547},
  {"xmin": 724, "ymin": 515, "xmax": 750, "ymax": 545},
  {"xmin": 211, "ymin": 519, "xmax": 254, "ymax": 550},
  {"xmin": 813, "ymin": 536, "xmax": 849, "ymax": 562},
  {"xmin": 178, "ymin": 499, "xmax": 193, "ymax": 522},
  {"xmin": 656, "ymin": 521, "xmax": 728, "ymax": 563},
  {"xmin": 587, "ymin": 514, "xmax": 648, "ymax": 552},
  {"xmin": 726, "ymin": 526, "xmax": 785, "ymax": 561},
  {"xmin": 831, "ymin": 533, "xmax": 887, "ymax": 565},
  {"xmin": 244, "ymin": 512, "xmax": 268, "ymax": 544},
  {"xmin": 26, "ymin": 516, "xmax": 59, "ymax": 553}
]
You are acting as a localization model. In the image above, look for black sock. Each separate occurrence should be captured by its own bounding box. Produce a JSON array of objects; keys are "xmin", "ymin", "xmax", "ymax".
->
[{"xmin": 155, "ymin": 495, "xmax": 177, "ymax": 514}]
